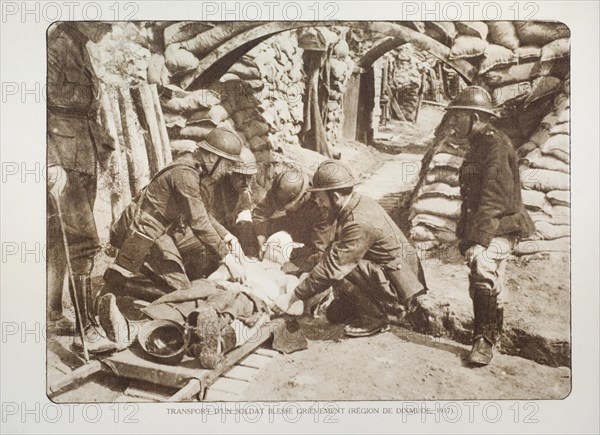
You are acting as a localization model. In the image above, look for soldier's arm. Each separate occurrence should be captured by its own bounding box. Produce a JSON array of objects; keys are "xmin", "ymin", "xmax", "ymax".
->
[
  {"xmin": 173, "ymin": 170, "xmax": 229, "ymax": 258},
  {"xmin": 199, "ymin": 182, "xmax": 229, "ymax": 239},
  {"xmin": 252, "ymin": 193, "xmax": 277, "ymax": 237},
  {"xmin": 294, "ymin": 221, "xmax": 375, "ymax": 301},
  {"xmin": 465, "ymin": 146, "xmax": 513, "ymax": 247}
]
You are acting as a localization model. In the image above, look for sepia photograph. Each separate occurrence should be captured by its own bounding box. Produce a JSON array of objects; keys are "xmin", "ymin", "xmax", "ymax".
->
[{"xmin": 45, "ymin": 17, "xmax": 573, "ymax": 403}]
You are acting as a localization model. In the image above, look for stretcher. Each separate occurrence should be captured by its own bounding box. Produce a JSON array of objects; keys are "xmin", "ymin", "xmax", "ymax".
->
[{"xmin": 48, "ymin": 321, "xmax": 275, "ymax": 402}]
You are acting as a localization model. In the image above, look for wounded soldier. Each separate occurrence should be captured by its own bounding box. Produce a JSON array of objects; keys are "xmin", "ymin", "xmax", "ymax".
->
[{"xmin": 87, "ymin": 232, "xmax": 305, "ymax": 369}]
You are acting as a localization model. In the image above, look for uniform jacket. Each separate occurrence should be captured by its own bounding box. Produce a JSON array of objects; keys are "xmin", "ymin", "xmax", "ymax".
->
[
  {"xmin": 201, "ymin": 176, "xmax": 251, "ymax": 232},
  {"xmin": 111, "ymin": 155, "xmax": 230, "ymax": 259},
  {"xmin": 294, "ymin": 193, "xmax": 425, "ymax": 301},
  {"xmin": 457, "ymin": 125, "xmax": 535, "ymax": 251},
  {"xmin": 47, "ymin": 23, "xmax": 113, "ymax": 175}
]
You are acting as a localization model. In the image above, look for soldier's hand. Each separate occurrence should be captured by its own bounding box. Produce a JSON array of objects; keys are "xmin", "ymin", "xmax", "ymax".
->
[
  {"xmin": 224, "ymin": 253, "xmax": 247, "ymax": 284},
  {"xmin": 47, "ymin": 165, "xmax": 68, "ymax": 201},
  {"xmin": 464, "ymin": 244, "xmax": 485, "ymax": 265}
]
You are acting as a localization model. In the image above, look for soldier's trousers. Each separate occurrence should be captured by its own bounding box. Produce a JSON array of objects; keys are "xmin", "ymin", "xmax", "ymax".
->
[{"xmin": 466, "ymin": 236, "xmax": 516, "ymax": 302}]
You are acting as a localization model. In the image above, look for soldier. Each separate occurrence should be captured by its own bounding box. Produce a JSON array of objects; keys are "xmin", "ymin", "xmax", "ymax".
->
[
  {"xmin": 47, "ymin": 22, "xmax": 114, "ymax": 335},
  {"xmin": 274, "ymin": 160, "xmax": 427, "ymax": 337},
  {"xmin": 252, "ymin": 167, "xmax": 334, "ymax": 273},
  {"xmin": 444, "ymin": 86, "xmax": 534, "ymax": 366},
  {"xmin": 104, "ymin": 128, "xmax": 248, "ymax": 302}
]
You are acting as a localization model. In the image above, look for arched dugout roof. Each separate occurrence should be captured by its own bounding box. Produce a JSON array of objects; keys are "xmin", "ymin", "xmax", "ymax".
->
[{"xmin": 183, "ymin": 21, "xmax": 477, "ymax": 90}]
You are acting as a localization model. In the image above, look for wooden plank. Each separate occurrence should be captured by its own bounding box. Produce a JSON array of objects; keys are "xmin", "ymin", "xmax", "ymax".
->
[
  {"xmin": 239, "ymin": 354, "xmax": 273, "ymax": 370},
  {"xmin": 169, "ymin": 379, "xmax": 202, "ymax": 402},
  {"xmin": 131, "ymin": 84, "xmax": 164, "ymax": 175},
  {"xmin": 124, "ymin": 380, "xmax": 176, "ymax": 402},
  {"xmin": 222, "ymin": 365, "xmax": 260, "ymax": 382},
  {"xmin": 209, "ymin": 378, "xmax": 250, "ymax": 395},
  {"xmin": 204, "ymin": 389, "xmax": 240, "ymax": 402},
  {"xmin": 149, "ymin": 83, "xmax": 173, "ymax": 166},
  {"xmin": 118, "ymin": 86, "xmax": 151, "ymax": 196},
  {"xmin": 48, "ymin": 360, "xmax": 103, "ymax": 395},
  {"xmin": 107, "ymin": 87, "xmax": 132, "ymax": 207},
  {"xmin": 254, "ymin": 348, "xmax": 280, "ymax": 358}
]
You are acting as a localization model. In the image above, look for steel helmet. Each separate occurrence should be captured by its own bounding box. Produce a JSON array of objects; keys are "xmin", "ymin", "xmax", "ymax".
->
[
  {"xmin": 137, "ymin": 319, "xmax": 190, "ymax": 365},
  {"xmin": 272, "ymin": 168, "xmax": 310, "ymax": 212},
  {"xmin": 232, "ymin": 147, "xmax": 258, "ymax": 175},
  {"xmin": 446, "ymin": 86, "xmax": 497, "ymax": 117},
  {"xmin": 197, "ymin": 127, "xmax": 244, "ymax": 162},
  {"xmin": 308, "ymin": 160, "xmax": 360, "ymax": 192}
]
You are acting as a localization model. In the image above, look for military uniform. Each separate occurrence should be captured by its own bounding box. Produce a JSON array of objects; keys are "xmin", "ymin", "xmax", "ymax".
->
[
  {"xmin": 457, "ymin": 125, "xmax": 534, "ymax": 299},
  {"xmin": 253, "ymin": 192, "xmax": 334, "ymax": 273},
  {"xmin": 110, "ymin": 154, "xmax": 231, "ymax": 294},
  {"xmin": 294, "ymin": 192, "xmax": 427, "ymax": 319}
]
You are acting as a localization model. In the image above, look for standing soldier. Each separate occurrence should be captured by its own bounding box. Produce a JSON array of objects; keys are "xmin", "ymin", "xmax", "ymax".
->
[
  {"xmin": 252, "ymin": 167, "xmax": 334, "ymax": 273},
  {"xmin": 444, "ymin": 86, "xmax": 534, "ymax": 366},
  {"xmin": 47, "ymin": 22, "xmax": 114, "ymax": 338},
  {"xmin": 274, "ymin": 160, "xmax": 427, "ymax": 337},
  {"xmin": 104, "ymin": 128, "xmax": 247, "ymax": 302}
]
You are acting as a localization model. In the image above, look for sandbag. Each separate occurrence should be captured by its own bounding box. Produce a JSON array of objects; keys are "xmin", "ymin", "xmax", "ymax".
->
[
  {"xmin": 520, "ymin": 148, "xmax": 569, "ymax": 173},
  {"xmin": 551, "ymin": 205, "xmax": 570, "ymax": 225},
  {"xmin": 540, "ymin": 38, "xmax": 570, "ymax": 62},
  {"xmin": 330, "ymin": 58, "xmax": 349, "ymax": 79},
  {"xmin": 517, "ymin": 141, "xmax": 538, "ymax": 159},
  {"xmin": 456, "ymin": 21, "xmax": 489, "ymax": 40},
  {"xmin": 232, "ymin": 108, "xmax": 260, "ymax": 128},
  {"xmin": 514, "ymin": 237, "xmax": 570, "ymax": 255},
  {"xmin": 410, "ymin": 225, "xmax": 436, "ymax": 242},
  {"xmin": 164, "ymin": 22, "xmax": 215, "ymax": 45},
  {"xmin": 169, "ymin": 139, "xmax": 197, "ymax": 153},
  {"xmin": 248, "ymin": 135, "xmax": 271, "ymax": 152},
  {"xmin": 411, "ymin": 213, "xmax": 457, "ymax": 232},
  {"xmin": 520, "ymin": 167, "xmax": 569, "ymax": 192},
  {"xmin": 514, "ymin": 22, "xmax": 570, "ymax": 47},
  {"xmin": 541, "ymin": 109, "xmax": 570, "ymax": 128},
  {"xmin": 334, "ymin": 39, "xmax": 350, "ymax": 60},
  {"xmin": 147, "ymin": 54, "xmax": 167, "ymax": 86},
  {"xmin": 425, "ymin": 167, "xmax": 459, "ymax": 186},
  {"xmin": 163, "ymin": 111, "xmax": 187, "ymax": 129},
  {"xmin": 534, "ymin": 221, "xmax": 570, "ymax": 240},
  {"xmin": 164, "ymin": 89, "xmax": 221, "ymax": 113},
  {"xmin": 492, "ymin": 81, "xmax": 531, "ymax": 106},
  {"xmin": 424, "ymin": 21, "xmax": 457, "ymax": 46},
  {"xmin": 487, "ymin": 21, "xmax": 520, "ymax": 50},
  {"xmin": 529, "ymin": 128, "xmax": 550, "ymax": 147},
  {"xmin": 479, "ymin": 44, "xmax": 517, "ymax": 74},
  {"xmin": 188, "ymin": 105, "xmax": 229, "ymax": 125},
  {"xmin": 411, "ymin": 197, "xmax": 461, "ymax": 219},
  {"xmin": 228, "ymin": 63, "xmax": 261, "ymax": 80},
  {"xmin": 449, "ymin": 36, "xmax": 488, "ymax": 59},
  {"xmin": 524, "ymin": 76, "xmax": 562, "ymax": 108},
  {"xmin": 164, "ymin": 44, "xmax": 199, "ymax": 72},
  {"xmin": 417, "ymin": 182, "xmax": 461, "ymax": 199},
  {"xmin": 554, "ymin": 93, "xmax": 570, "ymax": 111},
  {"xmin": 521, "ymin": 189, "xmax": 553, "ymax": 214},
  {"xmin": 546, "ymin": 190, "xmax": 570, "ymax": 207},
  {"xmin": 220, "ymin": 73, "xmax": 240, "ymax": 82},
  {"xmin": 179, "ymin": 124, "xmax": 215, "ymax": 140},
  {"xmin": 431, "ymin": 152, "xmax": 463, "ymax": 168},
  {"xmin": 179, "ymin": 23, "xmax": 259, "ymax": 56},
  {"xmin": 514, "ymin": 46, "xmax": 542, "ymax": 61},
  {"xmin": 243, "ymin": 119, "xmax": 269, "ymax": 139},
  {"xmin": 540, "ymin": 134, "xmax": 569, "ymax": 163},
  {"xmin": 549, "ymin": 122, "xmax": 569, "ymax": 136},
  {"xmin": 482, "ymin": 62, "xmax": 541, "ymax": 87}
]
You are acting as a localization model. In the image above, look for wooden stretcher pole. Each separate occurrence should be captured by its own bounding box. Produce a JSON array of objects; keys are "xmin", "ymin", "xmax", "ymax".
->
[
  {"xmin": 48, "ymin": 360, "xmax": 103, "ymax": 396},
  {"xmin": 168, "ymin": 379, "xmax": 202, "ymax": 402}
]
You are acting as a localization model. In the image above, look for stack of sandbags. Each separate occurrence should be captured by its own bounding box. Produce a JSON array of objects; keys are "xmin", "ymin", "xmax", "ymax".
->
[
  {"xmin": 408, "ymin": 136, "xmax": 467, "ymax": 250},
  {"xmin": 516, "ymin": 77, "xmax": 570, "ymax": 254}
]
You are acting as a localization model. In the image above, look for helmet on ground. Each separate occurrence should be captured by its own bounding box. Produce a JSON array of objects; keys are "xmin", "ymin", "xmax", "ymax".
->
[
  {"xmin": 272, "ymin": 168, "xmax": 310, "ymax": 212},
  {"xmin": 308, "ymin": 160, "xmax": 360, "ymax": 192},
  {"xmin": 197, "ymin": 127, "xmax": 244, "ymax": 162},
  {"xmin": 231, "ymin": 147, "xmax": 258, "ymax": 175},
  {"xmin": 446, "ymin": 86, "xmax": 497, "ymax": 117},
  {"xmin": 137, "ymin": 319, "xmax": 189, "ymax": 365}
]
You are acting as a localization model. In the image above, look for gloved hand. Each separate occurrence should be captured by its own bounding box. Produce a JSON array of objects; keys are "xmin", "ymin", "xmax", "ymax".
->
[
  {"xmin": 224, "ymin": 253, "xmax": 246, "ymax": 284},
  {"xmin": 224, "ymin": 234, "xmax": 245, "ymax": 259},
  {"xmin": 464, "ymin": 244, "xmax": 485, "ymax": 265},
  {"xmin": 47, "ymin": 165, "xmax": 67, "ymax": 201},
  {"xmin": 273, "ymin": 292, "xmax": 304, "ymax": 316}
]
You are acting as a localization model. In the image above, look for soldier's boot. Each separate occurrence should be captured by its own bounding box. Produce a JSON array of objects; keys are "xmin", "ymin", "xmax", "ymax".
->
[
  {"xmin": 340, "ymin": 282, "xmax": 390, "ymax": 337},
  {"xmin": 71, "ymin": 275, "xmax": 118, "ymax": 354},
  {"xmin": 467, "ymin": 291, "xmax": 499, "ymax": 367},
  {"xmin": 188, "ymin": 307, "xmax": 236, "ymax": 370},
  {"xmin": 97, "ymin": 293, "xmax": 141, "ymax": 350}
]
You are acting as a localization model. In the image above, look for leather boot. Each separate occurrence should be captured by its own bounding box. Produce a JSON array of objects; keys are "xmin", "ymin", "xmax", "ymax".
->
[
  {"xmin": 98, "ymin": 293, "xmax": 141, "ymax": 350},
  {"xmin": 338, "ymin": 281, "xmax": 389, "ymax": 337},
  {"xmin": 467, "ymin": 291, "xmax": 499, "ymax": 367},
  {"xmin": 188, "ymin": 307, "xmax": 235, "ymax": 369}
]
